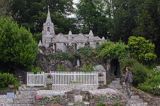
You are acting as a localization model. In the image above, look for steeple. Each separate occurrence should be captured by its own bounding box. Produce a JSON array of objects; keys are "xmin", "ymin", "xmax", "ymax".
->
[
  {"xmin": 41, "ymin": 5, "xmax": 55, "ymax": 48},
  {"xmin": 46, "ymin": 5, "xmax": 52, "ymax": 22},
  {"xmin": 42, "ymin": 5, "xmax": 55, "ymax": 35}
]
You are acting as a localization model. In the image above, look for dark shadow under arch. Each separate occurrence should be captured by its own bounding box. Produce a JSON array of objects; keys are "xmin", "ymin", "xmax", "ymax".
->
[{"xmin": 110, "ymin": 58, "xmax": 120, "ymax": 78}]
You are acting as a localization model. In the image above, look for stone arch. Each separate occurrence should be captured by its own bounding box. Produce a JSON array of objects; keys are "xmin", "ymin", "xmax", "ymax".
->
[{"xmin": 110, "ymin": 58, "xmax": 120, "ymax": 78}]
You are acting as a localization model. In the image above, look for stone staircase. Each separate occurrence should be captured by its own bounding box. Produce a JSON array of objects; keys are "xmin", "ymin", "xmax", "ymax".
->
[
  {"xmin": 0, "ymin": 86, "xmax": 36, "ymax": 106},
  {"xmin": 108, "ymin": 78, "xmax": 148, "ymax": 106},
  {"xmin": 11, "ymin": 86, "xmax": 37, "ymax": 106}
]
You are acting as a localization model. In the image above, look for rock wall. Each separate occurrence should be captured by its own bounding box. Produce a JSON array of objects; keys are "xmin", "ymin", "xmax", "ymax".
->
[{"xmin": 132, "ymin": 87, "xmax": 160, "ymax": 106}]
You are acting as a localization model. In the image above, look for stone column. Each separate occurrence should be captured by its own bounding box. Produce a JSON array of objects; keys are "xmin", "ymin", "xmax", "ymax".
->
[
  {"xmin": 77, "ymin": 59, "xmax": 80, "ymax": 67},
  {"xmin": 106, "ymin": 59, "xmax": 111, "ymax": 72}
]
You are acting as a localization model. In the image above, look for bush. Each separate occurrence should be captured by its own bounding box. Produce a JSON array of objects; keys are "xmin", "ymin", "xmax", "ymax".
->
[
  {"xmin": 0, "ymin": 73, "xmax": 19, "ymax": 89},
  {"xmin": 0, "ymin": 17, "xmax": 38, "ymax": 68},
  {"xmin": 96, "ymin": 103, "xmax": 105, "ymax": 106},
  {"xmin": 113, "ymin": 102, "xmax": 123, "ymax": 106},
  {"xmin": 76, "ymin": 47, "xmax": 98, "ymax": 64},
  {"xmin": 98, "ymin": 41, "xmax": 128, "ymax": 60},
  {"xmin": 31, "ymin": 66, "xmax": 42, "ymax": 73},
  {"xmin": 120, "ymin": 58, "xmax": 148, "ymax": 86},
  {"xmin": 48, "ymin": 52, "xmax": 74, "ymax": 61},
  {"xmin": 132, "ymin": 63, "xmax": 148, "ymax": 86},
  {"xmin": 128, "ymin": 36, "xmax": 157, "ymax": 64},
  {"xmin": 56, "ymin": 64, "xmax": 66, "ymax": 71},
  {"xmin": 139, "ymin": 72, "xmax": 160, "ymax": 96},
  {"xmin": 120, "ymin": 58, "xmax": 138, "ymax": 71},
  {"xmin": 80, "ymin": 63, "xmax": 94, "ymax": 72}
]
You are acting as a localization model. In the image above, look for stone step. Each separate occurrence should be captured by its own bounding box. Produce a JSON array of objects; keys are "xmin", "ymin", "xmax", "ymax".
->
[
  {"xmin": 108, "ymin": 85, "xmax": 122, "ymax": 89},
  {"xmin": 109, "ymin": 83, "xmax": 122, "ymax": 86},
  {"xmin": 110, "ymin": 83, "xmax": 121, "ymax": 85},
  {"xmin": 128, "ymin": 102, "xmax": 148, "ymax": 106},
  {"xmin": 131, "ymin": 95, "xmax": 140, "ymax": 100},
  {"xmin": 128, "ymin": 99, "xmax": 143, "ymax": 103},
  {"xmin": 109, "ymin": 80, "xmax": 148, "ymax": 106},
  {"xmin": 115, "ymin": 78, "xmax": 120, "ymax": 80},
  {"xmin": 108, "ymin": 82, "xmax": 122, "ymax": 86},
  {"xmin": 13, "ymin": 98, "xmax": 34, "ymax": 104},
  {"xmin": 111, "ymin": 81, "xmax": 120, "ymax": 84},
  {"xmin": 12, "ymin": 104, "xmax": 33, "ymax": 106}
]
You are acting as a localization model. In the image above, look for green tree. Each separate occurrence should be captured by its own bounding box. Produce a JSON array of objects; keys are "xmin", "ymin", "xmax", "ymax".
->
[
  {"xmin": 77, "ymin": 0, "xmax": 112, "ymax": 37},
  {"xmin": 0, "ymin": 0, "xmax": 9, "ymax": 16},
  {"xmin": 9, "ymin": 0, "xmax": 77, "ymax": 34},
  {"xmin": 98, "ymin": 41, "xmax": 128, "ymax": 60},
  {"xmin": 111, "ymin": 0, "xmax": 160, "ymax": 58},
  {"xmin": 76, "ymin": 47, "xmax": 97, "ymax": 64},
  {"xmin": 111, "ymin": 0, "xmax": 143, "ymax": 41},
  {"xmin": 133, "ymin": 0, "xmax": 160, "ymax": 57},
  {"xmin": 0, "ymin": 17, "xmax": 38, "ymax": 68},
  {"xmin": 128, "ymin": 36, "xmax": 157, "ymax": 64}
]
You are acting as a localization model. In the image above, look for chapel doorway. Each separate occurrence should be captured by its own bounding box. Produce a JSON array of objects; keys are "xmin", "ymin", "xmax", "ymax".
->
[{"xmin": 110, "ymin": 58, "xmax": 120, "ymax": 78}]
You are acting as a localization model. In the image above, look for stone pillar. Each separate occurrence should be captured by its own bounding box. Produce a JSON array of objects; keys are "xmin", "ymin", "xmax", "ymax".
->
[
  {"xmin": 77, "ymin": 59, "xmax": 80, "ymax": 67},
  {"xmin": 106, "ymin": 59, "xmax": 111, "ymax": 72},
  {"xmin": 74, "ymin": 95, "xmax": 83, "ymax": 102}
]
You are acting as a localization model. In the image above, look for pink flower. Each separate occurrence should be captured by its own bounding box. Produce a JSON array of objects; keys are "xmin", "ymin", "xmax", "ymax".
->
[{"xmin": 35, "ymin": 95, "xmax": 43, "ymax": 100}]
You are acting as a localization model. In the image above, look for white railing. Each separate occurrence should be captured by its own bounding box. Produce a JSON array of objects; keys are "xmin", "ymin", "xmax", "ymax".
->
[
  {"xmin": 50, "ymin": 71, "xmax": 98, "ymax": 85},
  {"xmin": 27, "ymin": 71, "xmax": 99, "ymax": 90},
  {"xmin": 51, "ymin": 71, "xmax": 99, "ymax": 91},
  {"xmin": 27, "ymin": 72, "xmax": 46, "ymax": 87}
]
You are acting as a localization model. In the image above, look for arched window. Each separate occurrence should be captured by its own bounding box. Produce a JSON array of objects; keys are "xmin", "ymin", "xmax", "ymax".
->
[
  {"xmin": 75, "ymin": 43, "xmax": 77, "ymax": 50},
  {"xmin": 47, "ymin": 27, "xmax": 50, "ymax": 32},
  {"xmin": 96, "ymin": 42, "xmax": 99, "ymax": 46},
  {"xmin": 85, "ymin": 42, "xmax": 90, "ymax": 47}
]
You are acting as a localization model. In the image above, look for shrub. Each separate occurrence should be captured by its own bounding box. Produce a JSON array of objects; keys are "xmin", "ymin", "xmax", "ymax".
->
[
  {"xmin": 0, "ymin": 73, "xmax": 19, "ymax": 89},
  {"xmin": 132, "ymin": 63, "xmax": 148, "ymax": 86},
  {"xmin": 80, "ymin": 63, "xmax": 94, "ymax": 72},
  {"xmin": 113, "ymin": 102, "xmax": 123, "ymax": 106},
  {"xmin": 96, "ymin": 103, "xmax": 105, "ymax": 106},
  {"xmin": 144, "ymin": 53, "xmax": 157, "ymax": 64},
  {"xmin": 120, "ymin": 58, "xmax": 138, "ymax": 71},
  {"xmin": 48, "ymin": 52, "xmax": 74, "ymax": 61},
  {"xmin": 128, "ymin": 36, "xmax": 157, "ymax": 64},
  {"xmin": 139, "ymin": 72, "xmax": 160, "ymax": 96},
  {"xmin": 76, "ymin": 47, "xmax": 98, "ymax": 64},
  {"xmin": 56, "ymin": 64, "xmax": 66, "ymax": 71},
  {"xmin": 31, "ymin": 66, "xmax": 42, "ymax": 73},
  {"xmin": 120, "ymin": 58, "xmax": 148, "ymax": 86},
  {"xmin": 98, "ymin": 41, "xmax": 128, "ymax": 60}
]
